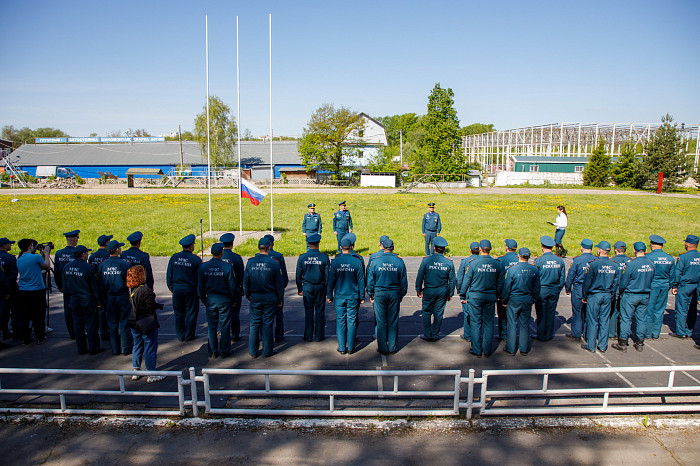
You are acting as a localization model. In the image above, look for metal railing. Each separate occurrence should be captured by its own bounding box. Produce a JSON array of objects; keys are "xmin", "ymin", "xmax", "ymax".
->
[
  {"xmin": 0, "ymin": 368, "xmax": 188, "ymax": 416},
  {"xmin": 462, "ymin": 365, "xmax": 700, "ymax": 417},
  {"xmin": 190, "ymin": 368, "xmax": 462, "ymax": 417}
]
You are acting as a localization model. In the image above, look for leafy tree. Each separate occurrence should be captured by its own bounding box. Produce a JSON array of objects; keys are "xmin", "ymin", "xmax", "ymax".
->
[
  {"xmin": 638, "ymin": 114, "xmax": 688, "ymax": 190},
  {"xmin": 297, "ymin": 103, "xmax": 364, "ymax": 178},
  {"xmin": 610, "ymin": 140, "xmax": 639, "ymax": 188},
  {"xmin": 583, "ymin": 139, "xmax": 611, "ymax": 187},
  {"xmin": 193, "ymin": 95, "xmax": 238, "ymax": 168},
  {"xmin": 458, "ymin": 123, "xmax": 495, "ymax": 137},
  {"xmin": 2, "ymin": 125, "xmax": 69, "ymax": 147},
  {"xmin": 421, "ymin": 83, "xmax": 467, "ymax": 177},
  {"xmin": 132, "ymin": 128, "xmax": 151, "ymax": 137}
]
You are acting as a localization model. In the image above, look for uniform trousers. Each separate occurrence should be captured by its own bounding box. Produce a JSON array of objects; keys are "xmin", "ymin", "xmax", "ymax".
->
[
  {"xmin": 16, "ymin": 289, "xmax": 46, "ymax": 343},
  {"xmin": 584, "ymin": 293, "xmax": 611, "ymax": 352},
  {"xmin": 62, "ymin": 291, "xmax": 75, "ymax": 339},
  {"xmin": 468, "ymin": 294, "xmax": 497, "ymax": 356},
  {"xmin": 172, "ymin": 289, "xmax": 199, "ymax": 341},
  {"xmin": 131, "ymin": 328, "xmax": 158, "ymax": 371},
  {"xmin": 461, "ymin": 302, "xmax": 471, "ymax": 340},
  {"xmin": 535, "ymin": 287, "xmax": 560, "ymax": 340},
  {"xmin": 674, "ymin": 285, "xmax": 698, "ymax": 337},
  {"xmin": 302, "ymin": 283, "xmax": 326, "ymax": 341},
  {"xmin": 336, "ymin": 229, "xmax": 349, "ymax": 253},
  {"xmin": 496, "ymin": 299, "xmax": 508, "ymax": 340},
  {"xmin": 424, "ymin": 231, "xmax": 437, "ymax": 257},
  {"xmin": 274, "ymin": 300, "xmax": 285, "ymax": 341},
  {"xmin": 105, "ymin": 293, "xmax": 132, "ymax": 354},
  {"xmin": 334, "ymin": 296, "xmax": 360, "ymax": 352},
  {"xmin": 570, "ymin": 286, "xmax": 587, "ymax": 339},
  {"xmin": 608, "ymin": 294, "xmax": 622, "ymax": 338},
  {"xmin": 205, "ymin": 294, "xmax": 232, "ymax": 356},
  {"xmin": 98, "ymin": 299, "xmax": 109, "ymax": 339},
  {"xmin": 373, "ymin": 291, "xmax": 401, "ymax": 353},
  {"xmin": 248, "ymin": 293, "xmax": 277, "ymax": 357},
  {"xmin": 619, "ymin": 293, "xmax": 648, "ymax": 343},
  {"xmin": 231, "ymin": 293, "xmax": 242, "ymax": 340},
  {"xmin": 645, "ymin": 285, "xmax": 670, "ymax": 339},
  {"xmin": 70, "ymin": 295, "xmax": 100, "ymax": 354},
  {"xmin": 420, "ymin": 289, "xmax": 448, "ymax": 340},
  {"xmin": 506, "ymin": 300, "xmax": 533, "ymax": 354}
]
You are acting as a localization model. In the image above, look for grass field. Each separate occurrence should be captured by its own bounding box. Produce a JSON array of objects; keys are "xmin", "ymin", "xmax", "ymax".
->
[{"xmin": 2, "ymin": 192, "xmax": 699, "ymax": 257}]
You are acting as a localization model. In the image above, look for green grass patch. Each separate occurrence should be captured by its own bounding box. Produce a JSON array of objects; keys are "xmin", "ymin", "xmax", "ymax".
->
[{"xmin": 2, "ymin": 192, "xmax": 699, "ymax": 257}]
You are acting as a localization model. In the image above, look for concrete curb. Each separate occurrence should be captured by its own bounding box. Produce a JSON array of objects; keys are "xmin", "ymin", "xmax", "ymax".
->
[{"xmin": 3, "ymin": 415, "xmax": 700, "ymax": 431}]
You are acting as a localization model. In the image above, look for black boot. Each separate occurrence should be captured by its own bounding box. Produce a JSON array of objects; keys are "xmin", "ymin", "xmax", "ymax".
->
[{"xmin": 612, "ymin": 339, "xmax": 628, "ymax": 352}]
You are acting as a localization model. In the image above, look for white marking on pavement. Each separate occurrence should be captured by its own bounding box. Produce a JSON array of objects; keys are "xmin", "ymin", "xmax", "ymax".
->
[
  {"xmin": 381, "ymin": 355, "xmax": 388, "ymax": 367},
  {"xmin": 376, "ymin": 366, "xmax": 384, "ymax": 396},
  {"xmin": 647, "ymin": 343, "xmax": 700, "ymax": 385}
]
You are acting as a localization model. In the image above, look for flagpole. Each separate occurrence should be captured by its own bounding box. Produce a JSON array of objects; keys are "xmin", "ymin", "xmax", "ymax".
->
[
  {"xmin": 269, "ymin": 13, "xmax": 273, "ymax": 234},
  {"xmin": 236, "ymin": 15, "xmax": 242, "ymax": 236},
  {"xmin": 205, "ymin": 15, "xmax": 213, "ymax": 236}
]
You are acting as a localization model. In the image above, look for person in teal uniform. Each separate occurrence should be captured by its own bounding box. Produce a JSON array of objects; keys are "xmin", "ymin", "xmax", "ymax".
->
[
  {"xmin": 89, "ymin": 234, "xmax": 113, "ymax": 340},
  {"xmin": 564, "ymin": 239, "xmax": 596, "ymax": 340},
  {"xmin": 644, "ymin": 235, "xmax": 675, "ymax": 339},
  {"xmin": 671, "ymin": 235, "xmax": 700, "ymax": 339},
  {"xmin": 220, "ymin": 233, "xmax": 244, "ymax": 342},
  {"xmin": 264, "ymin": 234, "xmax": 289, "ymax": 342},
  {"xmin": 302, "ymin": 203, "xmax": 322, "ymax": 243},
  {"xmin": 533, "ymin": 236, "xmax": 565, "ymax": 341},
  {"xmin": 63, "ymin": 245, "xmax": 103, "ymax": 355},
  {"xmin": 121, "ymin": 231, "xmax": 154, "ymax": 289},
  {"xmin": 332, "ymin": 201, "xmax": 353, "ymax": 253},
  {"xmin": 581, "ymin": 241, "xmax": 619, "ymax": 353},
  {"xmin": 422, "ymin": 202, "xmax": 442, "ymax": 256},
  {"xmin": 54, "ymin": 229, "xmax": 80, "ymax": 339},
  {"xmin": 612, "ymin": 242, "xmax": 655, "ymax": 353},
  {"xmin": 166, "ymin": 234, "xmax": 202, "ymax": 341},
  {"xmin": 501, "ymin": 248, "xmax": 540, "ymax": 355},
  {"xmin": 97, "ymin": 240, "xmax": 132, "ymax": 355},
  {"xmin": 327, "ymin": 236, "xmax": 365, "ymax": 354},
  {"xmin": 415, "ymin": 237, "xmax": 455, "ymax": 342},
  {"xmin": 608, "ymin": 241, "xmax": 631, "ymax": 339},
  {"xmin": 456, "ymin": 241, "xmax": 480, "ymax": 342},
  {"xmin": 367, "ymin": 235, "xmax": 389, "ymax": 276},
  {"xmin": 496, "ymin": 239, "xmax": 519, "ymax": 341},
  {"xmin": 296, "ymin": 234, "xmax": 330, "ymax": 342}
]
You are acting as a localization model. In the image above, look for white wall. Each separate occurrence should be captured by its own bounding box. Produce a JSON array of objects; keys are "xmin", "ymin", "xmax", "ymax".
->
[
  {"xmin": 495, "ymin": 171, "xmax": 583, "ymax": 186},
  {"xmin": 361, "ymin": 174, "xmax": 396, "ymax": 187}
]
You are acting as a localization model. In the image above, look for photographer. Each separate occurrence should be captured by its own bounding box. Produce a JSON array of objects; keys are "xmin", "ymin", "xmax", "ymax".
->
[{"xmin": 16, "ymin": 239, "xmax": 51, "ymax": 345}]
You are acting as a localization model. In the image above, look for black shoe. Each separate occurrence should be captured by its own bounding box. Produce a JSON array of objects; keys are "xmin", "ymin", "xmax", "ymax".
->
[
  {"xmin": 232, "ymin": 336, "xmax": 242, "ymax": 342},
  {"xmin": 420, "ymin": 335, "xmax": 432, "ymax": 342},
  {"xmin": 612, "ymin": 342, "xmax": 627, "ymax": 352},
  {"xmin": 484, "ymin": 352, "xmax": 491, "ymax": 358},
  {"xmin": 520, "ymin": 351, "xmax": 529, "ymax": 356},
  {"xmin": 220, "ymin": 352, "xmax": 231, "ymax": 359},
  {"xmin": 89, "ymin": 348, "xmax": 105, "ymax": 355},
  {"xmin": 36, "ymin": 338, "xmax": 48, "ymax": 345},
  {"xmin": 566, "ymin": 334, "xmax": 580, "ymax": 341},
  {"xmin": 275, "ymin": 337, "xmax": 285, "ymax": 343},
  {"xmin": 348, "ymin": 348, "xmax": 356, "ymax": 354},
  {"xmin": 122, "ymin": 350, "xmax": 132, "ymax": 356},
  {"xmin": 377, "ymin": 349, "xmax": 390, "ymax": 355},
  {"xmin": 503, "ymin": 348, "xmax": 516, "ymax": 356},
  {"xmin": 694, "ymin": 344, "xmax": 700, "ymax": 350},
  {"xmin": 262, "ymin": 351, "xmax": 279, "ymax": 358},
  {"xmin": 249, "ymin": 351, "xmax": 260, "ymax": 359},
  {"xmin": 209, "ymin": 352, "xmax": 220, "ymax": 359},
  {"xmin": 580, "ymin": 344, "xmax": 596, "ymax": 354},
  {"xmin": 670, "ymin": 333, "xmax": 689, "ymax": 339},
  {"xmin": 634, "ymin": 342, "xmax": 644, "ymax": 352},
  {"xmin": 460, "ymin": 335, "xmax": 471, "ymax": 342},
  {"xmin": 469, "ymin": 351, "xmax": 482, "ymax": 358},
  {"xmin": 337, "ymin": 348, "xmax": 347, "ymax": 355}
]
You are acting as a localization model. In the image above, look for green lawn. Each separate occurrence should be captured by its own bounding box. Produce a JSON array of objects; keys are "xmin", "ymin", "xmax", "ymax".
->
[{"xmin": 2, "ymin": 192, "xmax": 698, "ymax": 257}]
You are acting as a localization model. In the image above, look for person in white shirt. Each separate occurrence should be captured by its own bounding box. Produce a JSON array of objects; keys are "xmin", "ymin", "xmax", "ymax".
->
[{"xmin": 554, "ymin": 205, "xmax": 568, "ymax": 257}]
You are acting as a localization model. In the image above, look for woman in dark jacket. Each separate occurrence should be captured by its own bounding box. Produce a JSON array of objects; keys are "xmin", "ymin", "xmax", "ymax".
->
[{"xmin": 127, "ymin": 265, "xmax": 164, "ymax": 382}]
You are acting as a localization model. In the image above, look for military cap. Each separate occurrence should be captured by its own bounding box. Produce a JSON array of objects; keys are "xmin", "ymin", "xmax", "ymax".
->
[
  {"xmin": 470, "ymin": 241, "xmax": 480, "ymax": 250},
  {"xmin": 379, "ymin": 235, "xmax": 389, "ymax": 243},
  {"xmin": 344, "ymin": 232, "xmax": 357, "ymax": 244},
  {"xmin": 479, "ymin": 239, "xmax": 492, "ymax": 249},
  {"xmin": 684, "ymin": 235, "xmax": 699, "ymax": 245},
  {"xmin": 381, "ymin": 238, "xmax": 394, "ymax": 249},
  {"xmin": 649, "ymin": 235, "xmax": 666, "ymax": 245},
  {"xmin": 433, "ymin": 237, "xmax": 448, "ymax": 248},
  {"xmin": 307, "ymin": 203, "xmax": 316, "ymax": 208},
  {"xmin": 264, "ymin": 234, "xmax": 275, "ymax": 244},
  {"xmin": 179, "ymin": 234, "xmax": 196, "ymax": 246},
  {"xmin": 307, "ymin": 233, "xmax": 322, "ymax": 243},
  {"xmin": 220, "ymin": 233, "xmax": 235, "ymax": 243},
  {"xmin": 518, "ymin": 247, "xmax": 531, "ymax": 257},
  {"xmin": 340, "ymin": 237, "xmax": 353, "ymax": 248},
  {"xmin": 127, "ymin": 231, "xmax": 143, "ymax": 242},
  {"xmin": 106, "ymin": 240, "xmax": 125, "ymax": 252},
  {"xmin": 74, "ymin": 245, "xmax": 92, "ymax": 255},
  {"xmin": 258, "ymin": 237, "xmax": 272, "ymax": 248},
  {"xmin": 633, "ymin": 241, "xmax": 647, "ymax": 252},
  {"xmin": 211, "ymin": 243, "xmax": 224, "ymax": 255},
  {"xmin": 338, "ymin": 201, "xmax": 346, "ymax": 206},
  {"xmin": 613, "ymin": 241, "xmax": 627, "ymax": 249},
  {"xmin": 505, "ymin": 239, "xmax": 517, "ymax": 249},
  {"xmin": 97, "ymin": 234, "xmax": 113, "ymax": 246},
  {"xmin": 427, "ymin": 202, "xmax": 436, "ymax": 207},
  {"xmin": 540, "ymin": 236, "xmax": 556, "ymax": 248},
  {"xmin": 0, "ymin": 238, "xmax": 15, "ymax": 246},
  {"xmin": 596, "ymin": 240, "xmax": 611, "ymax": 251},
  {"xmin": 63, "ymin": 230, "xmax": 80, "ymax": 237},
  {"xmin": 581, "ymin": 239, "xmax": 594, "ymax": 249}
]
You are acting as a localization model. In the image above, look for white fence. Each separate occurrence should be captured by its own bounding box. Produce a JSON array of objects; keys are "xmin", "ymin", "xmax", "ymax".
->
[{"xmin": 494, "ymin": 171, "xmax": 583, "ymax": 186}]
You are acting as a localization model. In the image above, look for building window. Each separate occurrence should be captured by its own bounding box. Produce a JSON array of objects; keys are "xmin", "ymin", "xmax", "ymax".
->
[
  {"xmin": 529, "ymin": 165, "xmax": 539, "ymax": 172},
  {"xmin": 575, "ymin": 166, "xmax": 584, "ymax": 173},
  {"xmin": 358, "ymin": 130, "xmax": 364, "ymax": 138},
  {"xmin": 358, "ymin": 151, "xmax": 364, "ymax": 159}
]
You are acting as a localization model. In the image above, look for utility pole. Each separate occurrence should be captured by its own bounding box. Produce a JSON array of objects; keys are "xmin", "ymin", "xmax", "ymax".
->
[
  {"xmin": 400, "ymin": 129, "xmax": 403, "ymax": 168},
  {"xmin": 178, "ymin": 124, "xmax": 184, "ymax": 169}
]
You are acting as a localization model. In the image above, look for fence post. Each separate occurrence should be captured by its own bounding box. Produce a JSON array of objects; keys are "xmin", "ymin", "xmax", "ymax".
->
[
  {"xmin": 479, "ymin": 373, "xmax": 488, "ymax": 415},
  {"xmin": 453, "ymin": 373, "xmax": 461, "ymax": 415},
  {"xmin": 466, "ymin": 368, "xmax": 475, "ymax": 419},
  {"xmin": 189, "ymin": 367, "xmax": 199, "ymax": 417}
]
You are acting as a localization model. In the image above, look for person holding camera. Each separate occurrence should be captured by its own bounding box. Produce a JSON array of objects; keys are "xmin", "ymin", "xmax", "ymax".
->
[
  {"xmin": 16, "ymin": 239, "xmax": 51, "ymax": 345},
  {"xmin": 126, "ymin": 265, "xmax": 164, "ymax": 382}
]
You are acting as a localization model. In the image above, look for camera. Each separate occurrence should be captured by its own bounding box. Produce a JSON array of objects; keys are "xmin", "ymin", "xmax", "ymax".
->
[{"xmin": 37, "ymin": 242, "xmax": 54, "ymax": 251}]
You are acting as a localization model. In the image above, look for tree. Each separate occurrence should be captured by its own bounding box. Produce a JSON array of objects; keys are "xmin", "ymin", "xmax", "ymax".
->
[
  {"xmin": 193, "ymin": 95, "xmax": 238, "ymax": 168},
  {"xmin": 583, "ymin": 139, "xmax": 611, "ymax": 187},
  {"xmin": 458, "ymin": 123, "xmax": 495, "ymax": 137},
  {"xmin": 637, "ymin": 114, "xmax": 688, "ymax": 190},
  {"xmin": 610, "ymin": 140, "xmax": 639, "ymax": 188},
  {"xmin": 421, "ymin": 83, "xmax": 466, "ymax": 177},
  {"xmin": 133, "ymin": 128, "xmax": 151, "ymax": 137},
  {"xmin": 297, "ymin": 103, "xmax": 363, "ymax": 178},
  {"xmin": 2, "ymin": 125, "xmax": 69, "ymax": 147}
]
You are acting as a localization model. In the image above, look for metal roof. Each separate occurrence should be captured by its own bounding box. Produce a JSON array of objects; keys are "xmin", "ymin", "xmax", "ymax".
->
[
  {"xmin": 11, "ymin": 141, "xmax": 301, "ymax": 167},
  {"xmin": 512, "ymin": 156, "xmax": 590, "ymax": 163}
]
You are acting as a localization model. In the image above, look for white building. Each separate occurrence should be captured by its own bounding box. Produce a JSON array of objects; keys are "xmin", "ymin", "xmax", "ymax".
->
[{"xmin": 344, "ymin": 113, "xmax": 388, "ymax": 167}]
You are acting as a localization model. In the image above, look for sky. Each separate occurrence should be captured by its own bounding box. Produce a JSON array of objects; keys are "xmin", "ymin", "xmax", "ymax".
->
[{"xmin": 2, "ymin": 0, "xmax": 699, "ymax": 138}]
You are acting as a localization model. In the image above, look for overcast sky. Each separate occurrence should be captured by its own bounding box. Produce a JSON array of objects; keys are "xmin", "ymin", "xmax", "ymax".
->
[{"xmin": 2, "ymin": 0, "xmax": 698, "ymax": 138}]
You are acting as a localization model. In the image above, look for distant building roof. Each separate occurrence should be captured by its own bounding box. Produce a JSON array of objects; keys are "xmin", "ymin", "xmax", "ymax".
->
[
  {"xmin": 11, "ymin": 140, "xmax": 301, "ymax": 167},
  {"xmin": 512, "ymin": 156, "xmax": 590, "ymax": 163}
]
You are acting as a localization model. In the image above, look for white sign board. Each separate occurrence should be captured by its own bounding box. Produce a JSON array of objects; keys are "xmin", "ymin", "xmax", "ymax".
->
[{"xmin": 361, "ymin": 174, "xmax": 395, "ymax": 188}]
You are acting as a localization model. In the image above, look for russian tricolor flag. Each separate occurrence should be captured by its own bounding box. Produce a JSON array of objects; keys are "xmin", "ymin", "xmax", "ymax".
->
[{"xmin": 241, "ymin": 178, "xmax": 267, "ymax": 206}]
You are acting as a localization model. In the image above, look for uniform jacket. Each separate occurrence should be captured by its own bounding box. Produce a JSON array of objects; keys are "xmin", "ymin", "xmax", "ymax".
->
[
  {"xmin": 222, "ymin": 249, "xmax": 245, "ymax": 292},
  {"xmin": 88, "ymin": 248, "xmax": 110, "ymax": 268},
  {"xmin": 565, "ymin": 252, "xmax": 596, "ymax": 293},
  {"xmin": 296, "ymin": 249, "xmax": 330, "ymax": 292},
  {"xmin": 121, "ymin": 247, "xmax": 154, "ymax": 289},
  {"xmin": 243, "ymin": 254, "xmax": 284, "ymax": 301},
  {"xmin": 501, "ymin": 261, "xmax": 540, "ymax": 304},
  {"xmin": 197, "ymin": 258, "xmax": 238, "ymax": 303},
  {"xmin": 460, "ymin": 255, "xmax": 502, "ymax": 300},
  {"xmin": 619, "ymin": 256, "xmax": 655, "ymax": 294},
  {"xmin": 327, "ymin": 253, "xmax": 365, "ymax": 301},
  {"xmin": 367, "ymin": 252, "xmax": 408, "ymax": 298},
  {"xmin": 62, "ymin": 259, "xmax": 100, "ymax": 301},
  {"xmin": 0, "ymin": 250, "xmax": 18, "ymax": 292},
  {"xmin": 269, "ymin": 248, "xmax": 289, "ymax": 288},
  {"xmin": 582, "ymin": 257, "xmax": 619, "ymax": 299},
  {"xmin": 166, "ymin": 250, "xmax": 202, "ymax": 292},
  {"xmin": 367, "ymin": 249, "xmax": 384, "ymax": 275},
  {"xmin": 54, "ymin": 246, "xmax": 76, "ymax": 291},
  {"xmin": 497, "ymin": 251, "xmax": 519, "ymax": 296},
  {"xmin": 97, "ymin": 256, "xmax": 131, "ymax": 297},
  {"xmin": 302, "ymin": 212, "xmax": 322, "ymax": 235},
  {"xmin": 421, "ymin": 212, "xmax": 441, "ymax": 234},
  {"xmin": 534, "ymin": 252, "xmax": 566, "ymax": 291},
  {"xmin": 646, "ymin": 249, "xmax": 675, "ymax": 288},
  {"xmin": 672, "ymin": 250, "xmax": 700, "ymax": 288},
  {"xmin": 415, "ymin": 253, "xmax": 456, "ymax": 296},
  {"xmin": 332, "ymin": 210, "xmax": 353, "ymax": 232},
  {"xmin": 456, "ymin": 254, "xmax": 480, "ymax": 295}
]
